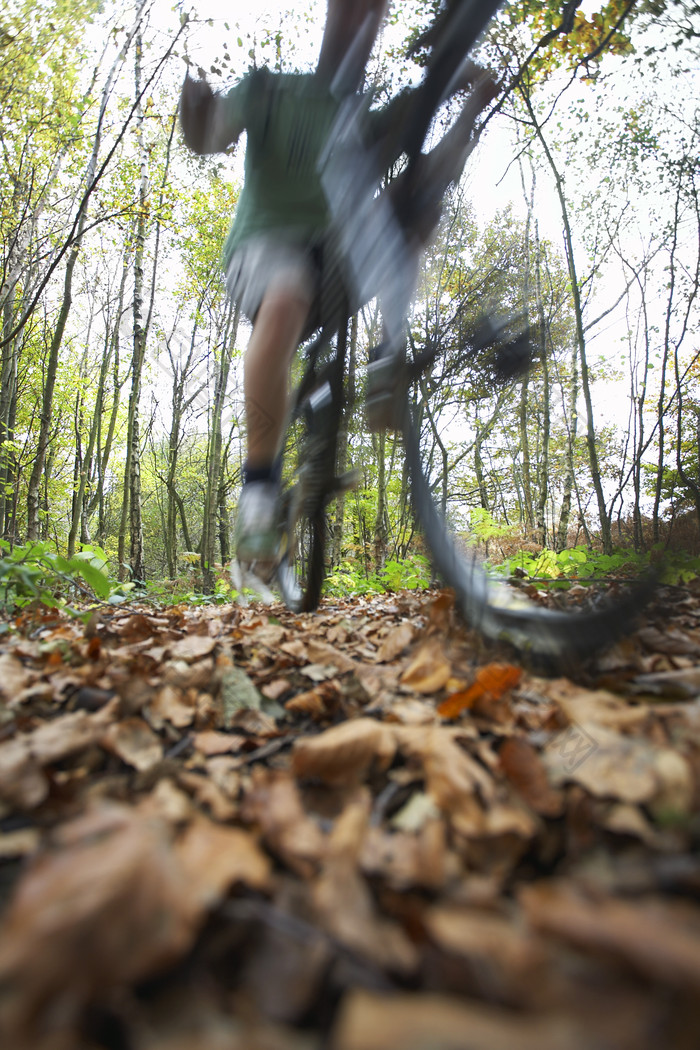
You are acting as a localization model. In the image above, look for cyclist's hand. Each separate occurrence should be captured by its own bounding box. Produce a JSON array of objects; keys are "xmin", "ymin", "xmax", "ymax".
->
[
  {"xmin": 454, "ymin": 60, "xmax": 499, "ymax": 109},
  {"xmin": 179, "ymin": 74, "xmax": 216, "ymax": 154},
  {"xmin": 472, "ymin": 68, "xmax": 499, "ymax": 110}
]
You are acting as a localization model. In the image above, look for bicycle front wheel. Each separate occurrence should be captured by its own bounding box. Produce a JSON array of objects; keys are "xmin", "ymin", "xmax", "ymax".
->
[
  {"xmin": 276, "ymin": 477, "xmax": 327, "ymax": 614},
  {"xmin": 402, "ymin": 404, "xmax": 653, "ymax": 664}
]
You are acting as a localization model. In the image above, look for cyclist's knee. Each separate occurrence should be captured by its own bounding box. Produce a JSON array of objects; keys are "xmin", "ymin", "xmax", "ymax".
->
[
  {"xmin": 250, "ymin": 290, "xmax": 312, "ymax": 362},
  {"xmin": 257, "ymin": 288, "xmax": 310, "ymax": 329}
]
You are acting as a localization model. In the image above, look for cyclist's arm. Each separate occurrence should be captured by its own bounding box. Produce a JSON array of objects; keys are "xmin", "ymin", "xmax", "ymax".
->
[
  {"xmin": 180, "ymin": 75, "xmax": 246, "ymax": 155},
  {"xmin": 366, "ymin": 60, "xmax": 497, "ymax": 172},
  {"xmin": 366, "ymin": 86, "xmax": 417, "ymax": 169}
]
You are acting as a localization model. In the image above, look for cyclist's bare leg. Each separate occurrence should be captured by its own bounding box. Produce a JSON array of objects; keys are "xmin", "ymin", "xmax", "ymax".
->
[
  {"xmin": 234, "ymin": 289, "xmax": 311, "ymax": 575},
  {"xmin": 244, "ymin": 290, "xmax": 311, "ymax": 469}
]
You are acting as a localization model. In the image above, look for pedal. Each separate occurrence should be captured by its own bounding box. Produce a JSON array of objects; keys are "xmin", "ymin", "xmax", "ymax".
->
[{"xmin": 470, "ymin": 314, "xmax": 532, "ymax": 383}]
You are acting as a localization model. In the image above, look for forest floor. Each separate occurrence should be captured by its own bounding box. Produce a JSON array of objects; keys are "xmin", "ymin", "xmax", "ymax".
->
[{"xmin": 1, "ymin": 582, "xmax": 700, "ymax": 1050}]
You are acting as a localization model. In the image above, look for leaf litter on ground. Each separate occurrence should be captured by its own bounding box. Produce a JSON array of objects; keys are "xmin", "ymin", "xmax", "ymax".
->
[{"xmin": 0, "ymin": 585, "xmax": 699, "ymax": 1048}]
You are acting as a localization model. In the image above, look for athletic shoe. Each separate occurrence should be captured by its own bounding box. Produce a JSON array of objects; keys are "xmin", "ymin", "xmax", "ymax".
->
[{"xmin": 234, "ymin": 480, "xmax": 280, "ymax": 565}]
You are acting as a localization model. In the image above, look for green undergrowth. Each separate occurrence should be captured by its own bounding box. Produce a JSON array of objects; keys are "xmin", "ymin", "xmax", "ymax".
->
[
  {"xmin": 325, "ymin": 554, "xmax": 432, "ymax": 598},
  {"xmin": 489, "ymin": 544, "xmax": 700, "ymax": 587},
  {"xmin": 0, "ymin": 540, "xmax": 134, "ymax": 618},
  {"xmin": 2, "ymin": 537, "xmax": 697, "ymax": 621}
]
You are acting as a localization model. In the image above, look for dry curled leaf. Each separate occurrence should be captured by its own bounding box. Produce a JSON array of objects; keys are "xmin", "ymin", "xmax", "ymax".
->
[
  {"xmin": 0, "ymin": 699, "xmax": 121, "ymax": 809},
  {"xmin": 242, "ymin": 767, "xmax": 326, "ymax": 877},
  {"xmin": 400, "ymin": 640, "xmax": 451, "ymax": 694},
  {"xmin": 438, "ymin": 664, "xmax": 522, "ymax": 719},
  {"xmin": 520, "ymin": 880, "xmax": 700, "ymax": 991},
  {"xmin": 499, "ymin": 736, "xmax": 563, "ymax": 817},
  {"xmin": 292, "ymin": 717, "xmax": 397, "ymax": 785},
  {"xmin": 0, "ymin": 652, "xmax": 32, "ymax": 701},
  {"xmin": 148, "ymin": 685, "xmax": 196, "ymax": 729},
  {"xmin": 175, "ymin": 814, "xmax": 271, "ymax": 905},
  {"xmin": 285, "ymin": 679, "xmax": 341, "ymax": 720},
  {"xmin": 375, "ymin": 622, "xmax": 415, "ymax": 663},
  {"xmin": 0, "ymin": 804, "xmax": 202, "ymax": 1039},
  {"xmin": 543, "ymin": 723, "xmax": 693, "ymax": 811},
  {"xmin": 332, "ymin": 988, "xmax": 583, "ymax": 1050},
  {"xmin": 101, "ymin": 717, "xmax": 163, "ymax": 772},
  {"xmin": 192, "ymin": 730, "xmax": 247, "ymax": 756},
  {"xmin": 399, "ymin": 726, "xmax": 496, "ymax": 814},
  {"xmin": 169, "ymin": 634, "xmax": 217, "ymax": 662}
]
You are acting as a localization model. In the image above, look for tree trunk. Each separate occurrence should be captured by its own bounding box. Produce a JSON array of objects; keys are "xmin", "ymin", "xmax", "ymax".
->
[
  {"xmin": 521, "ymin": 88, "xmax": 612, "ymax": 553},
  {"xmin": 534, "ymin": 225, "xmax": 550, "ymax": 547},
  {"xmin": 202, "ymin": 304, "xmax": 238, "ymax": 592},
  {"xmin": 124, "ymin": 33, "xmax": 149, "ymax": 583},
  {"xmin": 557, "ymin": 340, "xmax": 579, "ymax": 551},
  {"xmin": 333, "ymin": 313, "xmax": 357, "ymax": 567},
  {"xmin": 26, "ymin": 238, "xmax": 82, "ymax": 539},
  {"xmin": 373, "ymin": 428, "xmax": 387, "ymax": 571}
]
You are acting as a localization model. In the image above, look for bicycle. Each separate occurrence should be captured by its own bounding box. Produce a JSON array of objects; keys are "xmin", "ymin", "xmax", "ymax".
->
[{"xmin": 273, "ymin": 0, "xmax": 654, "ymax": 664}]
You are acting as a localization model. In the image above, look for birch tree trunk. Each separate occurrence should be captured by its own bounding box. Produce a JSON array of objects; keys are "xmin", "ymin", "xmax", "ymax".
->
[
  {"xmin": 521, "ymin": 89, "xmax": 612, "ymax": 553},
  {"xmin": 123, "ymin": 33, "xmax": 149, "ymax": 582},
  {"xmin": 202, "ymin": 304, "xmax": 238, "ymax": 593}
]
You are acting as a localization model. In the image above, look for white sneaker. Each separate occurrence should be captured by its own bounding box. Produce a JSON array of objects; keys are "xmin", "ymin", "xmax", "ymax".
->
[
  {"xmin": 234, "ymin": 481, "xmax": 280, "ymax": 565},
  {"xmin": 230, "ymin": 558, "xmax": 276, "ymax": 603}
]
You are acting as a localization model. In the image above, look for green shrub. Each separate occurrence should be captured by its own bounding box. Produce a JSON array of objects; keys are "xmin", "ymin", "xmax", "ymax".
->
[
  {"xmin": 325, "ymin": 553, "xmax": 431, "ymax": 598},
  {"xmin": 0, "ymin": 540, "xmax": 124, "ymax": 614},
  {"xmin": 488, "ymin": 543, "xmax": 700, "ymax": 587}
]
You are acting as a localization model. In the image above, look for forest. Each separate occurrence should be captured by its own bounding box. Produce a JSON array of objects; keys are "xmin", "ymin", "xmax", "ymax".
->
[
  {"xmin": 1, "ymin": 0, "xmax": 699, "ymax": 599},
  {"xmin": 3, "ymin": 6, "xmax": 700, "ymax": 1048}
]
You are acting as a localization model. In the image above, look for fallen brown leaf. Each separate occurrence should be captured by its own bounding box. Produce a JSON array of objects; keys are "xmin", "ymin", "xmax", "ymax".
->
[
  {"xmin": 242, "ymin": 767, "xmax": 326, "ymax": 877},
  {"xmin": 520, "ymin": 880, "xmax": 700, "ymax": 991},
  {"xmin": 331, "ymin": 989, "xmax": 587, "ymax": 1050},
  {"xmin": 0, "ymin": 651, "xmax": 31, "ymax": 701},
  {"xmin": 175, "ymin": 814, "xmax": 271, "ymax": 905},
  {"xmin": 375, "ymin": 622, "xmax": 415, "ymax": 663},
  {"xmin": 543, "ymin": 722, "xmax": 693, "ymax": 810},
  {"xmin": 285, "ymin": 679, "xmax": 341, "ymax": 720},
  {"xmin": 292, "ymin": 717, "xmax": 397, "ymax": 785},
  {"xmin": 192, "ymin": 730, "xmax": 247, "ymax": 756},
  {"xmin": 0, "ymin": 827, "xmax": 40, "ymax": 858},
  {"xmin": 499, "ymin": 736, "xmax": 563, "ymax": 817},
  {"xmin": 148, "ymin": 684, "xmax": 196, "ymax": 728},
  {"xmin": 424, "ymin": 903, "xmax": 549, "ymax": 1002},
  {"xmin": 400, "ymin": 640, "xmax": 451, "ymax": 694},
  {"xmin": 101, "ymin": 716, "xmax": 163, "ymax": 771},
  {"xmin": 0, "ymin": 698, "xmax": 121, "ymax": 809},
  {"xmin": 438, "ymin": 663, "xmax": 522, "ymax": 719},
  {"xmin": 399, "ymin": 726, "xmax": 495, "ymax": 814},
  {"xmin": 169, "ymin": 634, "xmax": 218, "ymax": 661},
  {"xmin": 0, "ymin": 804, "xmax": 202, "ymax": 1039},
  {"xmin": 177, "ymin": 770, "xmax": 238, "ymax": 822},
  {"xmin": 313, "ymin": 793, "xmax": 418, "ymax": 974}
]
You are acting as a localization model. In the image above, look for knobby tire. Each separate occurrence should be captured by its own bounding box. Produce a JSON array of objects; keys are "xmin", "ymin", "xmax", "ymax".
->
[
  {"xmin": 402, "ymin": 403, "xmax": 654, "ymax": 664},
  {"xmin": 277, "ymin": 491, "xmax": 326, "ymax": 613}
]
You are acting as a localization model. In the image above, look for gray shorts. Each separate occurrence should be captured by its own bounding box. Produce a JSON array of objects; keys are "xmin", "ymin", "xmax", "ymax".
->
[{"xmin": 225, "ymin": 236, "xmax": 320, "ymax": 325}]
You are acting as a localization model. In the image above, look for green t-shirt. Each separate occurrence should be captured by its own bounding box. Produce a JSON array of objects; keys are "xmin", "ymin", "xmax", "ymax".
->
[{"xmin": 221, "ymin": 70, "xmax": 342, "ymax": 268}]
